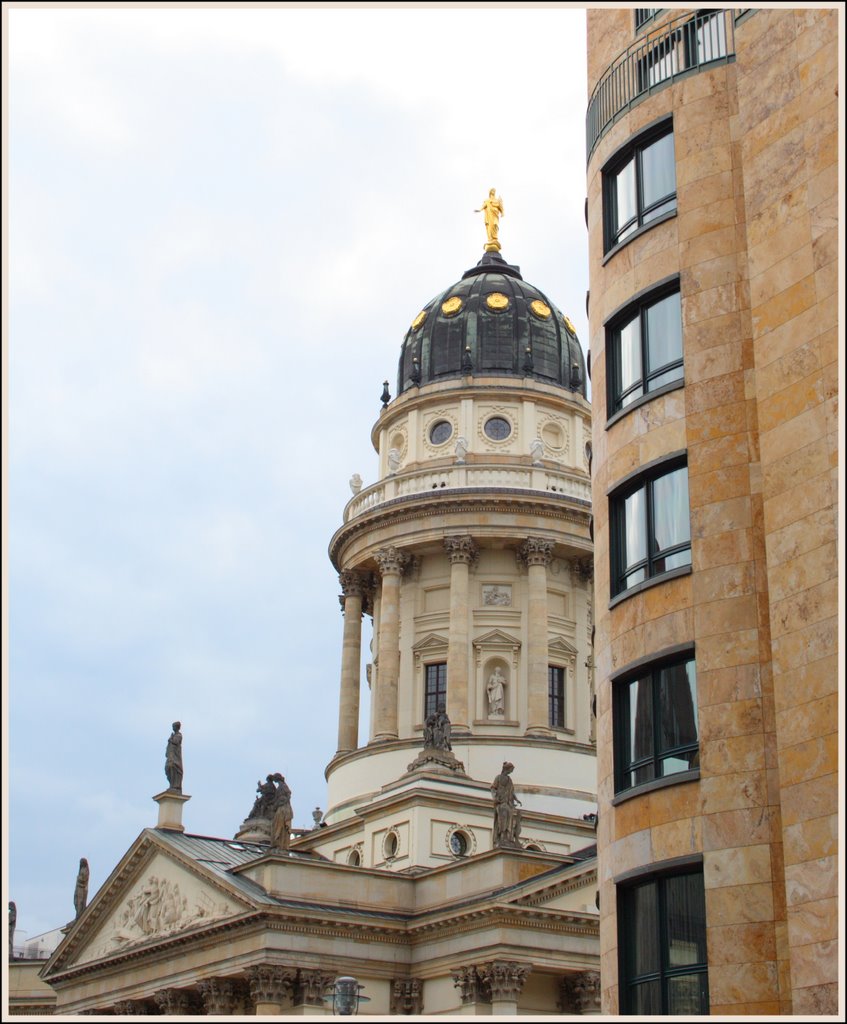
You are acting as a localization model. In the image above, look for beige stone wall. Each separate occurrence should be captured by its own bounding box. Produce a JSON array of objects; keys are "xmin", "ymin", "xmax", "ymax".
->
[{"xmin": 586, "ymin": 7, "xmax": 838, "ymax": 1017}]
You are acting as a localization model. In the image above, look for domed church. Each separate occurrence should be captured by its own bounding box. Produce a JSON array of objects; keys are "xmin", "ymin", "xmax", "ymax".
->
[{"xmin": 37, "ymin": 210, "xmax": 600, "ymax": 1017}]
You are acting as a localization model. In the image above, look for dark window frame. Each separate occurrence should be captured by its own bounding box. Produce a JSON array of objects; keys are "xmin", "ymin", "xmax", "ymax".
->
[
  {"xmin": 618, "ymin": 863, "xmax": 709, "ymax": 1015},
  {"xmin": 613, "ymin": 646, "xmax": 699, "ymax": 796},
  {"xmin": 606, "ymin": 278, "xmax": 683, "ymax": 422},
  {"xmin": 548, "ymin": 665, "xmax": 566, "ymax": 728},
  {"xmin": 634, "ymin": 8, "xmax": 662, "ymax": 31},
  {"xmin": 424, "ymin": 662, "xmax": 447, "ymax": 719},
  {"xmin": 603, "ymin": 119, "xmax": 677, "ymax": 255},
  {"xmin": 609, "ymin": 453, "xmax": 691, "ymax": 599}
]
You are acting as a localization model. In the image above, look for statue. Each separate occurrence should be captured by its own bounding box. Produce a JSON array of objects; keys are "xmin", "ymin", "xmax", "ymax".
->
[
  {"xmin": 424, "ymin": 704, "xmax": 452, "ymax": 751},
  {"xmin": 530, "ymin": 437, "xmax": 545, "ymax": 466},
  {"xmin": 491, "ymin": 761, "xmax": 522, "ymax": 848},
  {"xmin": 270, "ymin": 773, "xmax": 293, "ymax": 851},
  {"xmin": 164, "ymin": 721, "xmax": 183, "ymax": 793},
  {"xmin": 455, "ymin": 436, "xmax": 468, "ymax": 464},
  {"xmin": 487, "ymin": 667, "xmax": 506, "ymax": 717},
  {"xmin": 74, "ymin": 858, "xmax": 90, "ymax": 919},
  {"xmin": 475, "ymin": 188, "xmax": 504, "ymax": 252},
  {"xmin": 349, "ymin": 473, "xmax": 363, "ymax": 495},
  {"xmin": 248, "ymin": 775, "xmax": 277, "ymax": 820},
  {"xmin": 9, "ymin": 901, "xmax": 16, "ymax": 955},
  {"xmin": 388, "ymin": 448, "xmax": 401, "ymax": 474}
]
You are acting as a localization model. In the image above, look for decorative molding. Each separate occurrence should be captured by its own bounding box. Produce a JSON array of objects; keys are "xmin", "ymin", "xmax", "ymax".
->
[
  {"xmin": 391, "ymin": 978, "xmax": 423, "ymax": 1015},
  {"xmin": 154, "ymin": 987, "xmax": 202, "ymax": 1015},
  {"xmin": 338, "ymin": 569, "xmax": 371, "ymax": 600},
  {"xmin": 199, "ymin": 977, "xmax": 250, "ymax": 1015},
  {"xmin": 443, "ymin": 534, "xmax": 478, "ymax": 565},
  {"xmin": 248, "ymin": 965, "xmax": 296, "ymax": 1006},
  {"xmin": 559, "ymin": 970, "xmax": 601, "ymax": 1014},
  {"xmin": 295, "ymin": 969, "xmax": 334, "ymax": 1007},
  {"xmin": 374, "ymin": 546, "xmax": 410, "ymax": 576},
  {"xmin": 482, "ymin": 583, "xmax": 512, "ymax": 607},
  {"xmin": 477, "ymin": 961, "xmax": 530, "ymax": 1002},
  {"xmin": 473, "ymin": 629, "xmax": 521, "ymax": 669},
  {"xmin": 518, "ymin": 537, "xmax": 555, "ymax": 567},
  {"xmin": 423, "ymin": 410, "xmax": 459, "ymax": 454},
  {"xmin": 477, "ymin": 405, "xmax": 519, "ymax": 450},
  {"xmin": 112, "ymin": 1000, "xmax": 151, "ymax": 1015},
  {"xmin": 452, "ymin": 966, "xmax": 489, "ymax": 1005}
]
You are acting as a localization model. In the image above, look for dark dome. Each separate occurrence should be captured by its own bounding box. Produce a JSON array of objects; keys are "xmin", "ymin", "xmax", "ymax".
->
[{"xmin": 397, "ymin": 251, "xmax": 586, "ymax": 398}]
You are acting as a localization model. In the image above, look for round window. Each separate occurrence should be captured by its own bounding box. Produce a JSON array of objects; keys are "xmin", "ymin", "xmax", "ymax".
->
[
  {"xmin": 429, "ymin": 420, "xmax": 453, "ymax": 446},
  {"xmin": 449, "ymin": 831, "xmax": 468, "ymax": 857},
  {"xmin": 484, "ymin": 416, "xmax": 512, "ymax": 441},
  {"xmin": 384, "ymin": 832, "xmax": 398, "ymax": 859}
]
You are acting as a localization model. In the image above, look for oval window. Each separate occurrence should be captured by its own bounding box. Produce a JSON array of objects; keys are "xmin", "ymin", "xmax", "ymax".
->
[
  {"xmin": 384, "ymin": 832, "xmax": 398, "ymax": 859},
  {"xmin": 450, "ymin": 831, "xmax": 469, "ymax": 857},
  {"xmin": 429, "ymin": 420, "xmax": 453, "ymax": 445},
  {"xmin": 484, "ymin": 416, "xmax": 512, "ymax": 441}
]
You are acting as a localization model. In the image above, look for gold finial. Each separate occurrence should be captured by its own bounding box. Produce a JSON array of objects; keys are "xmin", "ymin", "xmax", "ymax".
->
[{"xmin": 475, "ymin": 188, "xmax": 504, "ymax": 252}]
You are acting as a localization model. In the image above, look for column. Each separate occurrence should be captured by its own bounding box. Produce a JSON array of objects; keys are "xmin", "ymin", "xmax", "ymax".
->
[
  {"xmin": 520, "ymin": 537, "xmax": 555, "ymax": 736},
  {"xmin": 451, "ymin": 966, "xmax": 487, "ymax": 1015},
  {"xmin": 559, "ymin": 971, "xmax": 602, "ymax": 1014},
  {"xmin": 477, "ymin": 962, "xmax": 530, "ymax": 1015},
  {"xmin": 443, "ymin": 535, "xmax": 477, "ymax": 733},
  {"xmin": 373, "ymin": 546, "xmax": 408, "ymax": 741},
  {"xmin": 292, "ymin": 970, "xmax": 333, "ymax": 1014},
  {"xmin": 249, "ymin": 965, "xmax": 295, "ymax": 1015},
  {"xmin": 337, "ymin": 569, "xmax": 369, "ymax": 753},
  {"xmin": 200, "ymin": 978, "xmax": 250, "ymax": 1015},
  {"xmin": 153, "ymin": 988, "xmax": 200, "ymax": 1015}
]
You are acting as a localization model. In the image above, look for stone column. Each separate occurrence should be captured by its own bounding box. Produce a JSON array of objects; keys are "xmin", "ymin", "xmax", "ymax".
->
[
  {"xmin": 200, "ymin": 977, "xmax": 250, "ymax": 1015},
  {"xmin": 559, "ymin": 970, "xmax": 602, "ymax": 1014},
  {"xmin": 292, "ymin": 970, "xmax": 333, "ymax": 1015},
  {"xmin": 451, "ymin": 966, "xmax": 488, "ymax": 1015},
  {"xmin": 520, "ymin": 538, "xmax": 555, "ymax": 735},
  {"xmin": 373, "ymin": 546, "xmax": 408, "ymax": 741},
  {"xmin": 337, "ymin": 569, "xmax": 369, "ymax": 753},
  {"xmin": 443, "ymin": 536, "xmax": 477, "ymax": 733},
  {"xmin": 249, "ymin": 965, "xmax": 295, "ymax": 1015},
  {"xmin": 153, "ymin": 988, "xmax": 200, "ymax": 1015},
  {"xmin": 477, "ymin": 961, "xmax": 530, "ymax": 1015}
]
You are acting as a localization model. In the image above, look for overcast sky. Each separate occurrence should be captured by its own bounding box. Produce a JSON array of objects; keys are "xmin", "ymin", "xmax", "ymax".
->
[{"xmin": 6, "ymin": 4, "xmax": 591, "ymax": 942}]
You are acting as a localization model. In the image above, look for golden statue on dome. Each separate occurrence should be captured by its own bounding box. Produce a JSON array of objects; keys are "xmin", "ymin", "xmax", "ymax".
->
[{"xmin": 475, "ymin": 188, "xmax": 504, "ymax": 251}]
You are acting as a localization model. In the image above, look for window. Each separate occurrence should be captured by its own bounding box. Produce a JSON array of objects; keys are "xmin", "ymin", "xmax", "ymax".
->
[
  {"xmin": 619, "ymin": 867, "xmax": 709, "ymax": 1014},
  {"xmin": 615, "ymin": 653, "xmax": 699, "ymax": 793},
  {"xmin": 607, "ymin": 282, "xmax": 683, "ymax": 416},
  {"xmin": 635, "ymin": 8, "xmax": 661, "ymax": 30},
  {"xmin": 548, "ymin": 666, "xmax": 565, "ymax": 728},
  {"xmin": 424, "ymin": 663, "xmax": 447, "ymax": 719},
  {"xmin": 604, "ymin": 124, "xmax": 676, "ymax": 252},
  {"xmin": 637, "ymin": 12, "xmax": 728, "ymax": 92},
  {"xmin": 611, "ymin": 459, "xmax": 691, "ymax": 597}
]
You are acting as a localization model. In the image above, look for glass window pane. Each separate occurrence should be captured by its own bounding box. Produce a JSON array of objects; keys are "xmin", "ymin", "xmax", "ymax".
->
[
  {"xmin": 646, "ymin": 293, "xmax": 682, "ymax": 374},
  {"xmin": 642, "ymin": 196, "xmax": 677, "ymax": 223},
  {"xmin": 648, "ymin": 366, "xmax": 684, "ymax": 391},
  {"xmin": 657, "ymin": 661, "xmax": 698, "ymax": 756},
  {"xmin": 651, "ymin": 468, "xmax": 690, "ymax": 556},
  {"xmin": 641, "ymin": 133, "xmax": 676, "ymax": 211},
  {"xmin": 623, "ymin": 487, "xmax": 648, "ymax": 569},
  {"xmin": 668, "ymin": 974, "xmax": 708, "ymax": 1016},
  {"xmin": 629, "ymin": 678, "xmax": 654, "ymax": 769},
  {"xmin": 615, "ymin": 157, "xmax": 637, "ymax": 234},
  {"xmin": 666, "ymin": 873, "xmax": 707, "ymax": 966},
  {"xmin": 630, "ymin": 980, "xmax": 662, "ymax": 1015},
  {"xmin": 627, "ymin": 882, "xmax": 659, "ymax": 976},
  {"xmin": 617, "ymin": 314, "xmax": 642, "ymax": 397}
]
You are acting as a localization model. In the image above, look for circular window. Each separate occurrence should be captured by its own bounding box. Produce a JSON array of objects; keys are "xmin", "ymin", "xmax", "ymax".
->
[
  {"xmin": 449, "ymin": 831, "xmax": 469, "ymax": 857},
  {"xmin": 484, "ymin": 416, "xmax": 512, "ymax": 441},
  {"xmin": 383, "ymin": 831, "xmax": 398, "ymax": 860},
  {"xmin": 541, "ymin": 422, "xmax": 565, "ymax": 451},
  {"xmin": 429, "ymin": 420, "xmax": 453, "ymax": 446}
]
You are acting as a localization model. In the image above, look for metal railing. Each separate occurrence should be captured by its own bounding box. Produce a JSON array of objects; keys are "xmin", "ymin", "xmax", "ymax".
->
[{"xmin": 587, "ymin": 9, "xmax": 737, "ymax": 163}]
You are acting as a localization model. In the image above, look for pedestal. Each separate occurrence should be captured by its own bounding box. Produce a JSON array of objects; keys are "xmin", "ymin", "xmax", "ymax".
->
[{"xmin": 153, "ymin": 790, "xmax": 191, "ymax": 832}]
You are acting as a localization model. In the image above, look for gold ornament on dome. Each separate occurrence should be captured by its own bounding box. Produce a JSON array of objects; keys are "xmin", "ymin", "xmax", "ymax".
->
[
  {"xmin": 530, "ymin": 300, "xmax": 551, "ymax": 319},
  {"xmin": 486, "ymin": 292, "xmax": 509, "ymax": 311},
  {"xmin": 563, "ymin": 314, "xmax": 576, "ymax": 335},
  {"xmin": 474, "ymin": 188, "xmax": 504, "ymax": 252},
  {"xmin": 442, "ymin": 296, "xmax": 463, "ymax": 316},
  {"xmin": 412, "ymin": 310, "xmax": 427, "ymax": 330}
]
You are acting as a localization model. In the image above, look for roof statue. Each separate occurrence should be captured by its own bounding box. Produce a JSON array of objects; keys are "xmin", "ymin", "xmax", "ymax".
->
[
  {"xmin": 491, "ymin": 761, "xmax": 523, "ymax": 849},
  {"xmin": 9, "ymin": 901, "xmax": 16, "ymax": 954},
  {"xmin": 164, "ymin": 722, "xmax": 183, "ymax": 793},
  {"xmin": 475, "ymin": 188, "xmax": 504, "ymax": 252},
  {"xmin": 74, "ymin": 858, "xmax": 90, "ymax": 920}
]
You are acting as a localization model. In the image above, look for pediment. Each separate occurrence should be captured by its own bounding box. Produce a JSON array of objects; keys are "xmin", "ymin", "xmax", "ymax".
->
[
  {"xmin": 412, "ymin": 633, "xmax": 448, "ymax": 654},
  {"xmin": 473, "ymin": 628, "xmax": 521, "ymax": 649},
  {"xmin": 548, "ymin": 636, "xmax": 579, "ymax": 659},
  {"xmin": 511, "ymin": 861, "xmax": 598, "ymax": 915},
  {"xmin": 46, "ymin": 832, "xmax": 255, "ymax": 975}
]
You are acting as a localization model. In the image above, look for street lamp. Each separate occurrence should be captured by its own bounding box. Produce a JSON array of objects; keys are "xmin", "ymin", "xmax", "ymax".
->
[{"xmin": 332, "ymin": 976, "xmax": 369, "ymax": 1016}]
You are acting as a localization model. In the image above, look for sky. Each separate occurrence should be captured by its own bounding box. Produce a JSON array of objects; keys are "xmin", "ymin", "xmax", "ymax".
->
[{"xmin": 6, "ymin": 4, "xmax": 592, "ymax": 943}]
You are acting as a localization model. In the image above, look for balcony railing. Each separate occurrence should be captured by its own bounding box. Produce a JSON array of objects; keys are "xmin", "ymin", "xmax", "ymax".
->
[
  {"xmin": 343, "ymin": 464, "xmax": 591, "ymax": 522},
  {"xmin": 587, "ymin": 9, "xmax": 738, "ymax": 163}
]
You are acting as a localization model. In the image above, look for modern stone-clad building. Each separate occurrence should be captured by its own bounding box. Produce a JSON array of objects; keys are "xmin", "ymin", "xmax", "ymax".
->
[
  {"xmin": 31, "ymin": 242, "xmax": 603, "ymax": 1015},
  {"xmin": 586, "ymin": 6, "xmax": 839, "ymax": 1016}
]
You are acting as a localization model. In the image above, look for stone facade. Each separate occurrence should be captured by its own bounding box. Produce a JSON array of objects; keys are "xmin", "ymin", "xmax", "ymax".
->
[{"xmin": 586, "ymin": 7, "xmax": 839, "ymax": 1016}]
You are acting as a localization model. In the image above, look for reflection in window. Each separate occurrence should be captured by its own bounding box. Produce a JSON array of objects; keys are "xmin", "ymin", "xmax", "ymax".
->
[
  {"xmin": 619, "ymin": 869, "xmax": 709, "ymax": 1014},
  {"xmin": 611, "ymin": 460, "xmax": 690, "ymax": 596},
  {"xmin": 604, "ymin": 126, "xmax": 676, "ymax": 251},
  {"xmin": 609, "ymin": 285, "xmax": 683, "ymax": 414},
  {"xmin": 616, "ymin": 655, "xmax": 699, "ymax": 792}
]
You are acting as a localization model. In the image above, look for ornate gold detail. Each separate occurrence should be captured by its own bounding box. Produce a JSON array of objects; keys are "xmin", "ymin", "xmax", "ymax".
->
[
  {"xmin": 412, "ymin": 310, "xmax": 427, "ymax": 331},
  {"xmin": 442, "ymin": 295, "xmax": 463, "ymax": 316},
  {"xmin": 530, "ymin": 299, "xmax": 551, "ymax": 319},
  {"xmin": 563, "ymin": 314, "xmax": 576, "ymax": 335},
  {"xmin": 486, "ymin": 292, "xmax": 509, "ymax": 311},
  {"xmin": 475, "ymin": 188, "xmax": 504, "ymax": 252}
]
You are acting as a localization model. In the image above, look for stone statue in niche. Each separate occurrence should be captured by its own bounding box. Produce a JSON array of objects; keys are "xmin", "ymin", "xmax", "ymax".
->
[
  {"xmin": 349, "ymin": 473, "xmax": 363, "ymax": 495},
  {"xmin": 387, "ymin": 448, "xmax": 401, "ymax": 474},
  {"xmin": 455, "ymin": 436, "xmax": 468, "ymax": 463},
  {"xmin": 74, "ymin": 858, "xmax": 90, "ymax": 919},
  {"xmin": 491, "ymin": 761, "xmax": 522, "ymax": 849},
  {"xmin": 482, "ymin": 584, "xmax": 511, "ymax": 607},
  {"xmin": 165, "ymin": 722, "xmax": 183, "ymax": 793},
  {"xmin": 486, "ymin": 667, "xmax": 507, "ymax": 718}
]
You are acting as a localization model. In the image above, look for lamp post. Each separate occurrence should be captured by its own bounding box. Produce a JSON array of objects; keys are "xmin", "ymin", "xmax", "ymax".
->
[{"xmin": 332, "ymin": 976, "xmax": 369, "ymax": 1016}]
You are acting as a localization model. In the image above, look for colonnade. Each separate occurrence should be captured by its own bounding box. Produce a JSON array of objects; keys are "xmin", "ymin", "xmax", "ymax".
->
[{"xmin": 335, "ymin": 536, "xmax": 558, "ymax": 752}]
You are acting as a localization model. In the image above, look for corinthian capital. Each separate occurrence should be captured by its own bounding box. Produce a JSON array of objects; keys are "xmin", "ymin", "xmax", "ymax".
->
[
  {"xmin": 375, "ymin": 546, "xmax": 410, "ymax": 576},
  {"xmin": 443, "ymin": 535, "xmax": 478, "ymax": 565},
  {"xmin": 200, "ymin": 978, "xmax": 249, "ymax": 1015},
  {"xmin": 339, "ymin": 569, "xmax": 371, "ymax": 599},
  {"xmin": 559, "ymin": 970, "xmax": 601, "ymax": 1013},
  {"xmin": 477, "ymin": 961, "xmax": 530, "ymax": 1002},
  {"xmin": 518, "ymin": 537, "xmax": 555, "ymax": 567},
  {"xmin": 248, "ymin": 965, "xmax": 296, "ymax": 1006}
]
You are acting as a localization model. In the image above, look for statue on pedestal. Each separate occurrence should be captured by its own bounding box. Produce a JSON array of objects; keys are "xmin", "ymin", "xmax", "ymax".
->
[
  {"xmin": 491, "ymin": 762, "xmax": 522, "ymax": 848},
  {"xmin": 74, "ymin": 858, "xmax": 90, "ymax": 919},
  {"xmin": 165, "ymin": 722, "xmax": 183, "ymax": 793},
  {"xmin": 487, "ymin": 667, "xmax": 507, "ymax": 717}
]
